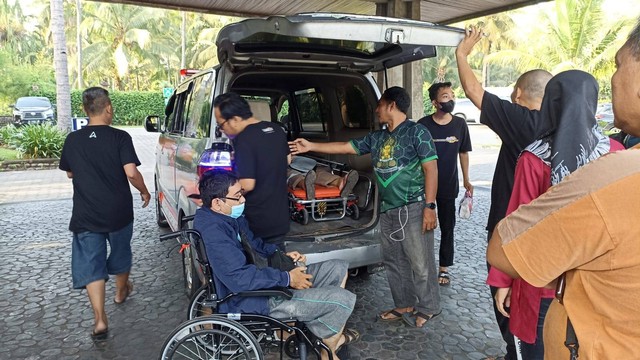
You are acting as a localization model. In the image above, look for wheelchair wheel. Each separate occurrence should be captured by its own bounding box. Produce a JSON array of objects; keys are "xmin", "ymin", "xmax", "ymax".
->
[
  {"xmin": 188, "ymin": 285, "xmax": 215, "ymax": 320},
  {"xmin": 160, "ymin": 316, "xmax": 263, "ymax": 360}
]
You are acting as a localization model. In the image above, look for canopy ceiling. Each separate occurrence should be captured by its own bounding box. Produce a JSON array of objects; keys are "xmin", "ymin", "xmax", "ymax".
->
[{"xmin": 93, "ymin": 0, "xmax": 552, "ymax": 25}]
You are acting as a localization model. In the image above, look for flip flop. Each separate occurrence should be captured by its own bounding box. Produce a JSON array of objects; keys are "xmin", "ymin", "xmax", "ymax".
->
[
  {"xmin": 91, "ymin": 327, "xmax": 109, "ymax": 340},
  {"xmin": 114, "ymin": 281, "xmax": 133, "ymax": 304},
  {"xmin": 402, "ymin": 311, "xmax": 441, "ymax": 328},
  {"xmin": 438, "ymin": 271, "xmax": 451, "ymax": 286},
  {"xmin": 377, "ymin": 309, "xmax": 406, "ymax": 322}
]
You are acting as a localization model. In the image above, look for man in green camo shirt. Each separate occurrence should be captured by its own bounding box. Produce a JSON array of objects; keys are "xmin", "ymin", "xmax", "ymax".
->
[{"xmin": 290, "ymin": 86, "xmax": 441, "ymax": 328}]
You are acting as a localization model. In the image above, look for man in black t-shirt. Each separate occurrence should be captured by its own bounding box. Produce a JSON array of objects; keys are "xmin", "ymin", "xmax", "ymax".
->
[
  {"xmin": 418, "ymin": 82, "xmax": 472, "ymax": 287},
  {"xmin": 456, "ymin": 27, "xmax": 552, "ymax": 360},
  {"xmin": 213, "ymin": 93, "xmax": 290, "ymax": 247},
  {"xmin": 59, "ymin": 87, "xmax": 150, "ymax": 339}
]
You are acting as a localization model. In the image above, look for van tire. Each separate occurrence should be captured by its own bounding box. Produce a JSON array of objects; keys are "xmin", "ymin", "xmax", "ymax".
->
[{"xmin": 155, "ymin": 179, "xmax": 169, "ymax": 228}]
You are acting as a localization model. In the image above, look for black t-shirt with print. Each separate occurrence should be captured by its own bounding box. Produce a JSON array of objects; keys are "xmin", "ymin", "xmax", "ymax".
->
[
  {"xmin": 59, "ymin": 125, "xmax": 141, "ymax": 233},
  {"xmin": 418, "ymin": 114, "xmax": 472, "ymax": 199},
  {"xmin": 233, "ymin": 122, "xmax": 290, "ymax": 239},
  {"xmin": 480, "ymin": 92, "xmax": 550, "ymax": 232}
]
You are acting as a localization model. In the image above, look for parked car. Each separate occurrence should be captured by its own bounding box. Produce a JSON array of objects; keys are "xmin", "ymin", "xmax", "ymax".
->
[
  {"xmin": 11, "ymin": 97, "xmax": 56, "ymax": 126},
  {"xmin": 145, "ymin": 13, "xmax": 464, "ymax": 296},
  {"xmin": 595, "ymin": 103, "xmax": 619, "ymax": 136},
  {"xmin": 453, "ymin": 98, "xmax": 481, "ymax": 124}
]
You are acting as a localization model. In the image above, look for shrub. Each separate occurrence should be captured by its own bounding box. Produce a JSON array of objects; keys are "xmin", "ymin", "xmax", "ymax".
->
[
  {"xmin": 0, "ymin": 124, "xmax": 19, "ymax": 146},
  {"xmin": 29, "ymin": 88, "xmax": 165, "ymax": 126},
  {"xmin": 11, "ymin": 124, "xmax": 67, "ymax": 159}
]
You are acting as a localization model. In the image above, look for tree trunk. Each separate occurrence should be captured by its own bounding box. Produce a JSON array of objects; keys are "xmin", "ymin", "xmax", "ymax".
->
[
  {"xmin": 181, "ymin": 11, "xmax": 186, "ymax": 69},
  {"xmin": 76, "ymin": 0, "xmax": 83, "ymax": 89},
  {"xmin": 51, "ymin": 0, "xmax": 72, "ymax": 132}
]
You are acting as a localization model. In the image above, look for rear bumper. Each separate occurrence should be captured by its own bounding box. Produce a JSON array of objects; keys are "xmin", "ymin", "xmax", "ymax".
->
[{"xmin": 284, "ymin": 232, "xmax": 382, "ymax": 269}]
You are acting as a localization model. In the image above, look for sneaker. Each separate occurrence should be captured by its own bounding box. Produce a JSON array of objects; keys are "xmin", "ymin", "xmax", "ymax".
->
[
  {"xmin": 304, "ymin": 170, "xmax": 316, "ymax": 199},
  {"xmin": 340, "ymin": 170, "xmax": 359, "ymax": 198}
]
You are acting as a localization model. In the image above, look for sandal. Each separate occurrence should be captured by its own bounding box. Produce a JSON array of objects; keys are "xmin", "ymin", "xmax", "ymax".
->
[
  {"xmin": 337, "ymin": 328, "xmax": 360, "ymax": 353},
  {"xmin": 114, "ymin": 281, "xmax": 133, "ymax": 304},
  {"xmin": 438, "ymin": 271, "xmax": 451, "ymax": 286},
  {"xmin": 91, "ymin": 327, "xmax": 109, "ymax": 340},
  {"xmin": 377, "ymin": 309, "xmax": 408, "ymax": 322},
  {"xmin": 402, "ymin": 310, "xmax": 441, "ymax": 328}
]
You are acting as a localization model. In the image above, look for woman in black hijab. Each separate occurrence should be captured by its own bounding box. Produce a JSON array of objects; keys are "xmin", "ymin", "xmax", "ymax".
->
[{"xmin": 488, "ymin": 70, "xmax": 624, "ymax": 360}]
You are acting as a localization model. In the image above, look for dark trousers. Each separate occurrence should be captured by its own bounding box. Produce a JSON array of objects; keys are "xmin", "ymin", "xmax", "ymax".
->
[
  {"xmin": 488, "ymin": 231, "xmax": 517, "ymax": 360},
  {"xmin": 437, "ymin": 197, "xmax": 456, "ymax": 267},
  {"xmin": 520, "ymin": 297, "xmax": 552, "ymax": 360}
]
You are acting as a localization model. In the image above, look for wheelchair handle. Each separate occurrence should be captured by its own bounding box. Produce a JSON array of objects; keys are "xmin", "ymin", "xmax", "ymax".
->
[{"xmin": 159, "ymin": 228, "xmax": 201, "ymax": 243}]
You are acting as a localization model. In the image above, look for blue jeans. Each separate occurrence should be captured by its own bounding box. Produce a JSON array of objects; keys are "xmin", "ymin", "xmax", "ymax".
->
[
  {"xmin": 380, "ymin": 201, "xmax": 440, "ymax": 314},
  {"xmin": 71, "ymin": 222, "xmax": 134, "ymax": 289},
  {"xmin": 519, "ymin": 297, "xmax": 552, "ymax": 360}
]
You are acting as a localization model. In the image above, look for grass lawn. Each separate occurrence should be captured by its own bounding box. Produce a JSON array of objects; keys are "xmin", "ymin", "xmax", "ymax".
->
[{"xmin": 0, "ymin": 146, "xmax": 19, "ymax": 161}]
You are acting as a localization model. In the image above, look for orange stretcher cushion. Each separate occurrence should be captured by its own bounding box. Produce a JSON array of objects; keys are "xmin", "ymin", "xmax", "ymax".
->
[{"xmin": 289, "ymin": 186, "xmax": 341, "ymax": 200}]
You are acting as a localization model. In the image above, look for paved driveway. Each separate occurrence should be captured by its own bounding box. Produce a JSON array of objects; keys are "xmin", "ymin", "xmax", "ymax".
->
[{"xmin": 0, "ymin": 126, "xmax": 508, "ymax": 359}]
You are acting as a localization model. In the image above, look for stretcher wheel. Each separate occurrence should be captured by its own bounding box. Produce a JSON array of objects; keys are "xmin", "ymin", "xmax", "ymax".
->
[
  {"xmin": 296, "ymin": 208, "xmax": 309, "ymax": 225},
  {"xmin": 349, "ymin": 203, "xmax": 360, "ymax": 220}
]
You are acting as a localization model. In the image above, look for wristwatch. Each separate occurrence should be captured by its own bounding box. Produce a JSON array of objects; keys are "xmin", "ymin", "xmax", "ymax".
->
[{"xmin": 425, "ymin": 202, "xmax": 437, "ymax": 210}]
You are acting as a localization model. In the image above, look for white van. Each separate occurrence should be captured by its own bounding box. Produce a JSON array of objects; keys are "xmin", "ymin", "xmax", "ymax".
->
[{"xmin": 146, "ymin": 13, "xmax": 463, "ymax": 296}]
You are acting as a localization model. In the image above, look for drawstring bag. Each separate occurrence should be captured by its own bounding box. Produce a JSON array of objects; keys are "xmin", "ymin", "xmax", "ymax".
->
[{"xmin": 458, "ymin": 191, "xmax": 473, "ymax": 219}]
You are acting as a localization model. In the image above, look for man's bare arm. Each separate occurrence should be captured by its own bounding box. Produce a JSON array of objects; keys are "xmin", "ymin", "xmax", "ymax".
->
[
  {"xmin": 455, "ymin": 26, "xmax": 485, "ymax": 109},
  {"xmin": 486, "ymin": 231, "xmax": 519, "ymax": 279},
  {"xmin": 289, "ymin": 138, "xmax": 356, "ymax": 155},
  {"xmin": 239, "ymin": 178, "xmax": 256, "ymax": 193},
  {"xmin": 123, "ymin": 163, "xmax": 151, "ymax": 208}
]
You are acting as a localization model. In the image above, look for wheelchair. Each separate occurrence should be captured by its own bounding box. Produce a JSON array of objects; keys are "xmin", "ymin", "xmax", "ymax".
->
[{"xmin": 158, "ymin": 222, "xmax": 335, "ymax": 360}]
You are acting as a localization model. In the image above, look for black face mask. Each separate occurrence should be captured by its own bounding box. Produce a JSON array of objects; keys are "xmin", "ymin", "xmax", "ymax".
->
[{"xmin": 438, "ymin": 100, "xmax": 455, "ymax": 114}]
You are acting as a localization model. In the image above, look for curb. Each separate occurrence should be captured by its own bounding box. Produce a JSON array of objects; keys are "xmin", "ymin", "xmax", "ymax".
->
[{"xmin": 0, "ymin": 158, "xmax": 59, "ymax": 171}]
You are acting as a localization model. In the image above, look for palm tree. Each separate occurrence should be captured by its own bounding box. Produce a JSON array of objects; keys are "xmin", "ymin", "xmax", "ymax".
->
[
  {"xmin": 81, "ymin": 3, "xmax": 153, "ymax": 90},
  {"xmin": 486, "ymin": 0, "xmax": 630, "ymax": 82},
  {"xmin": 50, "ymin": 0, "xmax": 72, "ymax": 132}
]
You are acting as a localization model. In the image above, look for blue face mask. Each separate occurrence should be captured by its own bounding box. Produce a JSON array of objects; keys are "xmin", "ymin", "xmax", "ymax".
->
[{"xmin": 222, "ymin": 201, "xmax": 245, "ymax": 219}]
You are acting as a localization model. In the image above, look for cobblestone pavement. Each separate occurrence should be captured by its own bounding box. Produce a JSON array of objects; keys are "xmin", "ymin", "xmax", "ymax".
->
[{"xmin": 0, "ymin": 125, "xmax": 507, "ymax": 359}]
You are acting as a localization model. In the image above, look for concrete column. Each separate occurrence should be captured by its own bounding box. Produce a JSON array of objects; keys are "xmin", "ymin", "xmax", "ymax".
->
[{"xmin": 375, "ymin": 0, "xmax": 424, "ymax": 120}]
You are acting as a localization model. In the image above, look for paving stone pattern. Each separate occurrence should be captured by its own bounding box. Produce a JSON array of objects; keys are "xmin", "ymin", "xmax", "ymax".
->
[{"xmin": 0, "ymin": 187, "xmax": 506, "ymax": 360}]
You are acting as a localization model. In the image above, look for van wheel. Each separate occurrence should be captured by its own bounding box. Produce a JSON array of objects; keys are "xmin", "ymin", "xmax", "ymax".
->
[
  {"xmin": 155, "ymin": 179, "xmax": 169, "ymax": 228},
  {"xmin": 182, "ymin": 245, "xmax": 201, "ymax": 298}
]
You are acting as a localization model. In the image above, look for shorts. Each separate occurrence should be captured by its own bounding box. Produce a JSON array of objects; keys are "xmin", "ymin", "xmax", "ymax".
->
[{"xmin": 71, "ymin": 222, "xmax": 134, "ymax": 289}]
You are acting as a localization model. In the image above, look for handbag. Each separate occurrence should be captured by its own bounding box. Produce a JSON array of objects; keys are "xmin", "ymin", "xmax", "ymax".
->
[{"xmin": 268, "ymin": 249, "xmax": 296, "ymax": 272}]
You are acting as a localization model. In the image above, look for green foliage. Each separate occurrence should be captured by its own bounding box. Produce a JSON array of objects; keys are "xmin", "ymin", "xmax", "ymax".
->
[
  {"xmin": 0, "ymin": 146, "xmax": 19, "ymax": 161},
  {"xmin": 0, "ymin": 50, "xmax": 56, "ymax": 115},
  {"xmin": 29, "ymin": 88, "xmax": 165, "ymax": 126},
  {"xmin": 0, "ymin": 124, "xmax": 19, "ymax": 146},
  {"xmin": 8, "ymin": 124, "xmax": 67, "ymax": 159}
]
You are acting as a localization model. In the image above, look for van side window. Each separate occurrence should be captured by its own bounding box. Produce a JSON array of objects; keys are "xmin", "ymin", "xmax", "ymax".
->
[
  {"xmin": 166, "ymin": 82, "xmax": 193, "ymax": 135},
  {"xmin": 295, "ymin": 88, "xmax": 326, "ymax": 133},
  {"xmin": 185, "ymin": 76, "xmax": 210, "ymax": 138},
  {"xmin": 338, "ymin": 85, "xmax": 370, "ymax": 129},
  {"xmin": 177, "ymin": 84, "xmax": 195, "ymax": 136}
]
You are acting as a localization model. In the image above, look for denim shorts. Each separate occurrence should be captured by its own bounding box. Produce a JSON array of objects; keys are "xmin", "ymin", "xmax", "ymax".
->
[{"xmin": 71, "ymin": 222, "xmax": 134, "ymax": 289}]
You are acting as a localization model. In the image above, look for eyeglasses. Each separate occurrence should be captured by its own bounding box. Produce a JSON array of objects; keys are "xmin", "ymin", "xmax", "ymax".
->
[
  {"xmin": 223, "ymin": 196, "xmax": 243, "ymax": 202},
  {"xmin": 217, "ymin": 118, "xmax": 231, "ymax": 130}
]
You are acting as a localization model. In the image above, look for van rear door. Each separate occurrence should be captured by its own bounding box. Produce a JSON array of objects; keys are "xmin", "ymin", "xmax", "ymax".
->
[{"xmin": 216, "ymin": 13, "xmax": 464, "ymax": 73}]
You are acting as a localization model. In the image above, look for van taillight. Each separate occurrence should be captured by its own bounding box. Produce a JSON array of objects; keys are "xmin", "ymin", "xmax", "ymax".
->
[{"xmin": 197, "ymin": 143, "xmax": 234, "ymax": 177}]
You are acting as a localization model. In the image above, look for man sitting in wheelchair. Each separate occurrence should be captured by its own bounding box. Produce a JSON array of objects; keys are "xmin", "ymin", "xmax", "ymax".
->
[{"xmin": 194, "ymin": 169, "xmax": 359, "ymax": 360}]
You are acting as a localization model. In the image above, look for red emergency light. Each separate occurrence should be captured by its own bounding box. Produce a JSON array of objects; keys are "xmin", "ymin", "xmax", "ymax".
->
[{"xmin": 180, "ymin": 69, "xmax": 199, "ymax": 78}]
